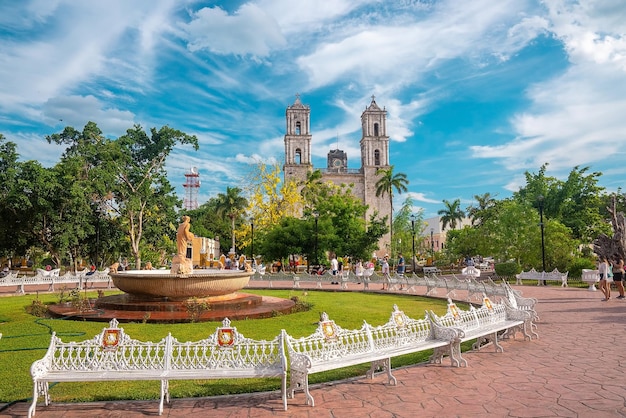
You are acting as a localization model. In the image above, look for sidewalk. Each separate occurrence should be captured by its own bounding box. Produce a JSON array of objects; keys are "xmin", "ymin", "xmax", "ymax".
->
[{"xmin": 2, "ymin": 284, "xmax": 626, "ymax": 417}]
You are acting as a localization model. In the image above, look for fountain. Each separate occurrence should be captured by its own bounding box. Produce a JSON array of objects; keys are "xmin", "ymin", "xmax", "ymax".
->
[{"xmin": 48, "ymin": 216, "xmax": 294, "ymax": 322}]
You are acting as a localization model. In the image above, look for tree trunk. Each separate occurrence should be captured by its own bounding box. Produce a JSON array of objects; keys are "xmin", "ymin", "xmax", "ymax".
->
[{"xmin": 593, "ymin": 195, "xmax": 626, "ymax": 261}]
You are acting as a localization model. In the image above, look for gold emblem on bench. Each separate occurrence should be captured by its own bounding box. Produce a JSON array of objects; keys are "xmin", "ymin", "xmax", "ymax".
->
[{"xmin": 102, "ymin": 329, "xmax": 120, "ymax": 350}]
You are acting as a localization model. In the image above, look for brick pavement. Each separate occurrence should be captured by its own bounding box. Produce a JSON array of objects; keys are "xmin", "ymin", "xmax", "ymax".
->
[{"xmin": 2, "ymin": 283, "xmax": 626, "ymax": 417}]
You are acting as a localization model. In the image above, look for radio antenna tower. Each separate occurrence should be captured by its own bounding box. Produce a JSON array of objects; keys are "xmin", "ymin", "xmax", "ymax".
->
[{"xmin": 183, "ymin": 167, "xmax": 200, "ymax": 210}]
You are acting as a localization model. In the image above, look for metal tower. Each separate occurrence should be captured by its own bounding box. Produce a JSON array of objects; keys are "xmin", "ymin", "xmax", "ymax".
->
[{"xmin": 183, "ymin": 167, "xmax": 200, "ymax": 210}]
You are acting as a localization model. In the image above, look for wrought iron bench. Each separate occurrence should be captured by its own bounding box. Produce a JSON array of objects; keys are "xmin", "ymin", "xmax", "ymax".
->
[
  {"xmin": 503, "ymin": 281, "xmax": 540, "ymax": 326},
  {"xmin": 428, "ymin": 295, "xmax": 534, "ymax": 367},
  {"xmin": 515, "ymin": 268, "xmax": 569, "ymax": 287},
  {"xmin": 581, "ymin": 269, "xmax": 600, "ymax": 291},
  {"xmin": 423, "ymin": 266, "xmax": 442, "ymax": 275},
  {"xmin": 28, "ymin": 318, "xmax": 287, "ymax": 417},
  {"xmin": 283, "ymin": 306, "xmax": 459, "ymax": 407}
]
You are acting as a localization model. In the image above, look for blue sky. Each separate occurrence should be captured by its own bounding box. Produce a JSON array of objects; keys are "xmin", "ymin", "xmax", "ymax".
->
[{"xmin": 1, "ymin": 0, "xmax": 625, "ymax": 219}]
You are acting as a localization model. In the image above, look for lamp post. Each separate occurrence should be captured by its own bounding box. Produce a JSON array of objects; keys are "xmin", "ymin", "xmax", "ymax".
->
[
  {"xmin": 314, "ymin": 211, "xmax": 319, "ymax": 268},
  {"xmin": 430, "ymin": 228, "xmax": 434, "ymax": 259},
  {"xmin": 410, "ymin": 214, "xmax": 416, "ymax": 273},
  {"xmin": 250, "ymin": 219, "xmax": 254, "ymax": 266},
  {"xmin": 538, "ymin": 195, "xmax": 546, "ymax": 285}
]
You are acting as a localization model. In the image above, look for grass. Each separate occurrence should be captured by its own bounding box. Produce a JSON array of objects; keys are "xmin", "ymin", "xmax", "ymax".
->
[{"xmin": 0, "ymin": 288, "xmax": 454, "ymax": 405}]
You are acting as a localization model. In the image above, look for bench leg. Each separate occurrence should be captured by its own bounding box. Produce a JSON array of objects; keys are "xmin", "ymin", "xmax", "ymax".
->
[
  {"xmin": 288, "ymin": 369, "xmax": 314, "ymax": 407},
  {"xmin": 473, "ymin": 332, "xmax": 503, "ymax": 352},
  {"xmin": 28, "ymin": 381, "xmax": 49, "ymax": 418},
  {"xmin": 525, "ymin": 320, "xmax": 539, "ymax": 340},
  {"xmin": 367, "ymin": 358, "xmax": 396, "ymax": 385},
  {"xmin": 159, "ymin": 380, "xmax": 169, "ymax": 415}
]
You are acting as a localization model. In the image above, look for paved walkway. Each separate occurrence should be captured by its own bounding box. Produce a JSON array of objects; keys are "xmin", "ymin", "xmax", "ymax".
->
[{"xmin": 2, "ymin": 283, "xmax": 626, "ymax": 417}]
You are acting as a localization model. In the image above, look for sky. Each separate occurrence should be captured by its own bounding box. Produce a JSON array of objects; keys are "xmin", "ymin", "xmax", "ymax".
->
[{"xmin": 1, "ymin": 0, "xmax": 625, "ymax": 219}]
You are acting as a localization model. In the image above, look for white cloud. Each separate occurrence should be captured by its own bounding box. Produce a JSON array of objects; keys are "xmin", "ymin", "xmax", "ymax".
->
[
  {"xmin": 257, "ymin": 0, "xmax": 373, "ymax": 34},
  {"xmin": 470, "ymin": 0, "xmax": 626, "ymax": 177},
  {"xmin": 296, "ymin": 0, "xmax": 529, "ymax": 90},
  {"xmin": 546, "ymin": 0, "xmax": 626, "ymax": 67},
  {"xmin": 42, "ymin": 95, "xmax": 136, "ymax": 135},
  {"xmin": 408, "ymin": 192, "xmax": 440, "ymax": 204},
  {"xmin": 180, "ymin": 4, "xmax": 286, "ymax": 57},
  {"xmin": 9, "ymin": 132, "xmax": 63, "ymax": 167}
]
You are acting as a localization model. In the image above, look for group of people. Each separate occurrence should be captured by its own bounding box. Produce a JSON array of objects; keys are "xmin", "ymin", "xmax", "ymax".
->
[
  {"xmin": 326, "ymin": 253, "xmax": 405, "ymax": 290},
  {"xmin": 598, "ymin": 256, "xmax": 625, "ymax": 301}
]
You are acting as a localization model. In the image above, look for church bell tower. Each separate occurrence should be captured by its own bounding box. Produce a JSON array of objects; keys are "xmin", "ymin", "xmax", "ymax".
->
[{"xmin": 284, "ymin": 94, "xmax": 312, "ymax": 184}]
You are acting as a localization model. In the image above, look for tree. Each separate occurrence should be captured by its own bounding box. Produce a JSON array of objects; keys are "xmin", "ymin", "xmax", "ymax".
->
[
  {"xmin": 0, "ymin": 136, "xmax": 34, "ymax": 262},
  {"xmin": 445, "ymin": 227, "xmax": 481, "ymax": 263},
  {"xmin": 593, "ymin": 194, "xmax": 626, "ymax": 262},
  {"xmin": 438, "ymin": 199, "xmax": 465, "ymax": 231},
  {"xmin": 477, "ymin": 199, "xmax": 575, "ymax": 270},
  {"xmin": 256, "ymin": 175, "xmax": 387, "ymax": 267},
  {"xmin": 48, "ymin": 123, "xmax": 199, "ymax": 268},
  {"xmin": 256, "ymin": 217, "xmax": 309, "ymax": 264},
  {"xmin": 216, "ymin": 187, "xmax": 248, "ymax": 254},
  {"xmin": 479, "ymin": 200, "xmax": 539, "ymax": 267},
  {"xmin": 392, "ymin": 196, "xmax": 424, "ymax": 267},
  {"xmin": 466, "ymin": 192, "xmax": 497, "ymax": 227},
  {"xmin": 514, "ymin": 164, "xmax": 606, "ymax": 242},
  {"xmin": 375, "ymin": 166, "xmax": 408, "ymax": 256}
]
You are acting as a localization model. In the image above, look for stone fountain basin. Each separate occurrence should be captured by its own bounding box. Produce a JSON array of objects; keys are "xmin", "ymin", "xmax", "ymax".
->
[{"xmin": 109, "ymin": 269, "xmax": 253, "ymax": 299}]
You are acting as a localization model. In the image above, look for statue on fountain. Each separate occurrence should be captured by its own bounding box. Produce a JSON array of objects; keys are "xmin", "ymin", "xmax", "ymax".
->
[{"xmin": 171, "ymin": 215, "xmax": 195, "ymax": 274}]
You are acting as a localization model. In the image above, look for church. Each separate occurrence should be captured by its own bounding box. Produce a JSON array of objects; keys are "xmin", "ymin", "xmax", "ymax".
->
[{"xmin": 283, "ymin": 94, "xmax": 393, "ymax": 254}]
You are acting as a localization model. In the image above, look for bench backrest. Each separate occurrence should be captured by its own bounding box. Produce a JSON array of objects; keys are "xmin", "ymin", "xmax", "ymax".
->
[
  {"xmin": 431, "ymin": 296, "xmax": 506, "ymax": 332},
  {"xmin": 169, "ymin": 318, "xmax": 285, "ymax": 372},
  {"xmin": 369, "ymin": 305, "xmax": 435, "ymax": 350},
  {"xmin": 284, "ymin": 312, "xmax": 372, "ymax": 361},
  {"xmin": 34, "ymin": 319, "xmax": 168, "ymax": 377},
  {"xmin": 582, "ymin": 269, "xmax": 599, "ymax": 281}
]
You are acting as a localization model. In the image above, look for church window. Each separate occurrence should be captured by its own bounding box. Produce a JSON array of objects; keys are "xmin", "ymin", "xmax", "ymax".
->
[
  {"xmin": 295, "ymin": 148, "xmax": 302, "ymax": 164},
  {"xmin": 374, "ymin": 150, "xmax": 380, "ymax": 166},
  {"xmin": 374, "ymin": 123, "xmax": 379, "ymax": 137},
  {"xmin": 295, "ymin": 122, "xmax": 301, "ymax": 135}
]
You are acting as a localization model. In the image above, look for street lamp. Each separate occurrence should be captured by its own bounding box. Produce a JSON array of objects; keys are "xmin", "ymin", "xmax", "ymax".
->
[
  {"xmin": 314, "ymin": 211, "xmax": 319, "ymax": 269},
  {"xmin": 430, "ymin": 228, "xmax": 434, "ymax": 259},
  {"xmin": 410, "ymin": 214, "xmax": 416, "ymax": 273},
  {"xmin": 538, "ymin": 195, "xmax": 546, "ymax": 285},
  {"xmin": 249, "ymin": 218, "xmax": 255, "ymax": 267}
]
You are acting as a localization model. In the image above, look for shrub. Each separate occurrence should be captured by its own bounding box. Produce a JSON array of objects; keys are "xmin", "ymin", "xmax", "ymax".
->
[
  {"xmin": 495, "ymin": 262, "xmax": 520, "ymax": 277},
  {"xmin": 27, "ymin": 299, "xmax": 49, "ymax": 317},
  {"xmin": 567, "ymin": 257, "xmax": 596, "ymax": 278}
]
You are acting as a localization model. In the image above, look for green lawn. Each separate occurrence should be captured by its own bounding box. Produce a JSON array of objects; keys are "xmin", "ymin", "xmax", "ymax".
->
[{"xmin": 0, "ymin": 289, "xmax": 453, "ymax": 404}]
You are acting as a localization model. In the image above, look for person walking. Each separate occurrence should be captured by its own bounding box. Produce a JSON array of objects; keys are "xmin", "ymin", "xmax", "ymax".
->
[
  {"xmin": 331, "ymin": 255, "xmax": 339, "ymax": 284},
  {"xmin": 381, "ymin": 256, "xmax": 390, "ymax": 290},
  {"xmin": 612, "ymin": 256, "xmax": 625, "ymax": 300},
  {"xmin": 599, "ymin": 257, "xmax": 611, "ymax": 301}
]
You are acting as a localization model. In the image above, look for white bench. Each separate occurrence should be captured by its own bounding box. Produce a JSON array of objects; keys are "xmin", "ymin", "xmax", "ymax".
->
[
  {"xmin": 29, "ymin": 318, "xmax": 287, "ymax": 417},
  {"xmin": 502, "ymin": 281, "xmax": 540, "ymax": 332},
  {"xmin": 423, "ymin": 266, "xmax": 442, "ymax": 275},
  {"xmin": 0, "ymin": 272, "xmax": 26, "ymax": 293},
  {"xmin": 581, "ymin": 269, "xmax": 600, "ymax": 291},
  {"xmin": 429, "ymin": 295, "xmax": 534, "ymax": 367},
  {"xmin": 515, "ymin": 268, "xmax": 568, "ymax": 287},
  {"xmin": 283, "ymin": 306, "xmax": 459, "ymax": 407}
]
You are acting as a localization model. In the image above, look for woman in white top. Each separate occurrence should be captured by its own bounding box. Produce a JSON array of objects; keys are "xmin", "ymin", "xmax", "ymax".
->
[
  {"xmin": 598, "ymin": 257, "xmax": 611, "ymax": 301},
  {"xmin": 381, "ymin": 257, "xmax": 390, "ymax": 290}
]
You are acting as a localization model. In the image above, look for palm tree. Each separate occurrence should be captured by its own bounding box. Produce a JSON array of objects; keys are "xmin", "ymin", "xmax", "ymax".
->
[
  {"xmin": 375, "ymin": 166, "xmax": 409, "ymax": 255},
  {"xmin": 466, "ymin": 192, "xmax": 497, "ymax": 226},
  {"xmin": 215, "ymin": 187, "xmax": 248, "ymax": 254},
  {"xmin": 438, "ymin": 198, "xmax": 465, "ymax": 231}
]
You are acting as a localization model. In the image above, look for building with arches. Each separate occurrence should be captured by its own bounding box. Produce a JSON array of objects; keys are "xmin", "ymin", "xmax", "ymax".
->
[{"xmin": 283, "ymin": 94, "xmax": 393, "ymax": 255}]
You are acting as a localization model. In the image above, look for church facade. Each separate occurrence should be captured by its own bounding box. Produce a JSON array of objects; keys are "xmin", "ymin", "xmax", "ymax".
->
[{"xmin": 283, "ymin": 95, "xmax": 393, "ymax": 254}]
